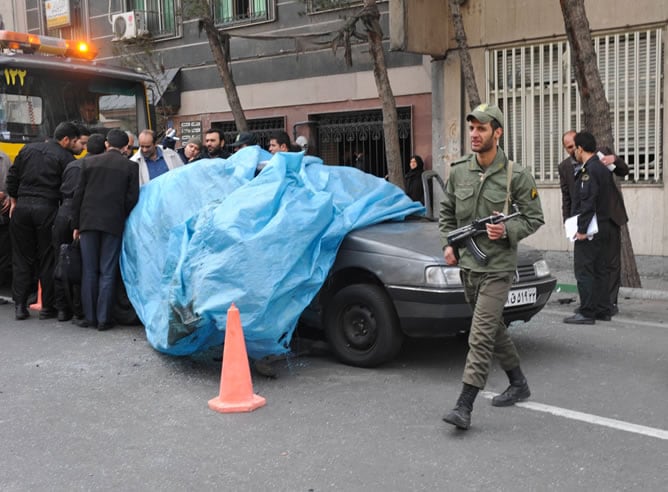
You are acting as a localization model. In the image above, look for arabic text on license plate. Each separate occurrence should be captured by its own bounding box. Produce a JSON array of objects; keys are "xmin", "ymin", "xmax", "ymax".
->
[{"xmin": 505, "ymin": 287, "xmax": 537, "ymax": 307}]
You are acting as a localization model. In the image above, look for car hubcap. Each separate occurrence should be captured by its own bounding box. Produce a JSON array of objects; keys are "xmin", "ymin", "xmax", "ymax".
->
[{"xmin": 341, "ymin": 303, "xmax": 377, "ymax": 350}]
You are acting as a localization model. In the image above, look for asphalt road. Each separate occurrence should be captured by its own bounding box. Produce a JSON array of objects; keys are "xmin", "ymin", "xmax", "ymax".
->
[{"xmin": 0, "ymin": 295, "xmax": 666, "ymax": 491}]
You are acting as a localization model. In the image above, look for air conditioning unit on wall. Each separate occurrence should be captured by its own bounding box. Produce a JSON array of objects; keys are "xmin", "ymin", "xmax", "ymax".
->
[{"xmin": 112, "ymin": 11, "xmax": 147, "ymax": 41}]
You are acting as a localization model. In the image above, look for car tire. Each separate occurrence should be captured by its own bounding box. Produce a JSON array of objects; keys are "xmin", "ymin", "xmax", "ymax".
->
[{"xmin": 324, "ymin": 284, "xmax": 403, "ymax": 367}]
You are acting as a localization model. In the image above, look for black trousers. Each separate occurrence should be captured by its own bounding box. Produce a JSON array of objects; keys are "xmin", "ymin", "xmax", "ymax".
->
[
  {"xmin": 10, "ymin": 197, "xmax": 58, "ymax": 309},
  {"xmin": 607, "ymin": 222, "xmax": 622, "ymax": 308},
  {"xmin": 574, "ymin": 219, "xmax": 611, "ymax": 318}
]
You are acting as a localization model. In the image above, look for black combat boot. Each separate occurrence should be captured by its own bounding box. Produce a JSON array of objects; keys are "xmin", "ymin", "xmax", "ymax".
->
[
  {"xmin": 492, "ymin": 366, "xmax": 531, "ymax": 407},
  {"xmin": 442, "ymin": 383, "xmax": 479, "ymax": 430}
]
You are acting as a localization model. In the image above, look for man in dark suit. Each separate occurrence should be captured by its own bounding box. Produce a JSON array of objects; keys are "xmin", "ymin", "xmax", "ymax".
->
[
  {"xmin": 72, "ymin": 129, "xmax": 139, "ymax": 330},
  {"xmin": 563, "ymin": 132, "xmax": 613, "ymax": 324},
  {"xmin": 558, "ymin": 130, "xmax": 629, "ymax": 317}
]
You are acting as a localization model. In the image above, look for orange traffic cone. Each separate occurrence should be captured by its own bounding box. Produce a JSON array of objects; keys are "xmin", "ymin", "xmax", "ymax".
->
[
  {"xmin": 29, "ymin": 282, "xmax": 42, "ymax": 311},
  {"xmin": 208, "ymin": 303, "xmax": 266, "ymax": 413}
]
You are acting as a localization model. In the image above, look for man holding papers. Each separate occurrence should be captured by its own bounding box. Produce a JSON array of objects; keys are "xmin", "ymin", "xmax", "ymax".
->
[{"xmin": 563, "ymin": 132, "xmax": 614, "ymax": 325}]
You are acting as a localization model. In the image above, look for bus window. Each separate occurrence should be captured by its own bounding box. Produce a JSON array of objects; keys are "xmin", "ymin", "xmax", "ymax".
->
[
  {"xmin": 0, "ymin": 94, "xmax": 43, "ymax": 140},
  {"xmin": 0, "ymin": 68, "xmax": 148, "ymax": 144}
]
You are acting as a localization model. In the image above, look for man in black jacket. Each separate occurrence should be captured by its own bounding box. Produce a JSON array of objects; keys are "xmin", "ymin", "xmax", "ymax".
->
[
  {"xmin": 558, "ymin": 130, "xmax": 629, "ymax": 316},
  {"xmin": 563, "ymin": 132, "xmax": 613, "ymax": 325},
  {"xmin": 53, "ymin": 133, "xmax": 107, "ymax": 321},
  {"xmin": 6, "ymin": 121, "xmax": 84, "ymax": 320},
  {"xmin": 72, "ymin": 129, "xmax": 139, "ymax": 330}
]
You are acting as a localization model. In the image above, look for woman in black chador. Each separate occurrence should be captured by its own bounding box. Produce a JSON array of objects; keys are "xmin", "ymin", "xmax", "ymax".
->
[{"xmin": 404, "ymin": 155, "xmax": 425, "ymax": 204}]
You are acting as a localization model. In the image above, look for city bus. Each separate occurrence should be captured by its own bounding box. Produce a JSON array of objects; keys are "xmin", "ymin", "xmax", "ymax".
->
[{"xmin": 0, "ymin": 30, "xmax": 151, "ymax": 162}]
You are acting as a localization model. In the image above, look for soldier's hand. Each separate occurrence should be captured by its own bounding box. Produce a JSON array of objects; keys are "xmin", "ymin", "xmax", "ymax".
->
[
  {"xmin": 444, "ymin": 246, "xmax": 458, "ymax": 266},
  {"xmin": 486, "ymin": 221, "xmax": 506, "ymax": 240}
]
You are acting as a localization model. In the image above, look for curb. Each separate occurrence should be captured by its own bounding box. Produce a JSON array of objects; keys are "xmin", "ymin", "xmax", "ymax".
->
[{"xmin": 555, "ymin": 283, "xmax": 668, "ymax": 301}]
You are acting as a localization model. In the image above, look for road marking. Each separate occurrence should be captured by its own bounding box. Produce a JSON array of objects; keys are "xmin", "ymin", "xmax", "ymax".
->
[
  {"xmin": 480, "ymin": 391, "xmax": 668, "ymax": 440},
  {"xmin": 542, "ymin": 309, "xmax": 667, "ymax": 330}
]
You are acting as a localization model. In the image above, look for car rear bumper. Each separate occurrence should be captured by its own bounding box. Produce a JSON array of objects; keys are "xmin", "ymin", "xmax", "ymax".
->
[{"xmin": 387, "ymin": 276, "xmax": 557, "ymax": 337}]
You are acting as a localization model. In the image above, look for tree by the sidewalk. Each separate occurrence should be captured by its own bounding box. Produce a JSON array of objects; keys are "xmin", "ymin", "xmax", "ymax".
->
[
  {"xmin": 559, "ymin": 0, "xmax": 641, "ymax": 288},
  {"xmin": 330, "ymin": 0, "xmax": 404, "ymax": 189},
  {"xmin": 448, "ymin": 0, "xmax": 480, "ymax": 109},
  {"xmin": 183, "ymin": 0, "xmax": 248, "ymax": 132}
]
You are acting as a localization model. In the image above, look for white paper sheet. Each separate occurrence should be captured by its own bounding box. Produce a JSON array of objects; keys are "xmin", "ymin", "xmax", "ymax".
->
[{"xmin": 565, "ymin": 214, "xmax": 598, "ymax": 242}]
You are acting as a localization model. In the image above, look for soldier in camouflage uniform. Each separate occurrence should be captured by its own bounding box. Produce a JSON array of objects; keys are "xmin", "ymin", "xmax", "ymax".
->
[{"xmin": 439, "ymin": 104, "xmax": 545, "ymax": 430}]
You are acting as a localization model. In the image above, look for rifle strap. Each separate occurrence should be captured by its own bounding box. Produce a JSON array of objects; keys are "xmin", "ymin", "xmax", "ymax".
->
[{"xmin": 504, "ymin": 160, "xmax": 513, "ymax": 215}]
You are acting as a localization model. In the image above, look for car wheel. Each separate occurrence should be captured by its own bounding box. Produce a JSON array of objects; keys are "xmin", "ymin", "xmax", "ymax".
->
[{"xmin": 324, "ymin": 284, "xmax": 403, "ymax": 367}]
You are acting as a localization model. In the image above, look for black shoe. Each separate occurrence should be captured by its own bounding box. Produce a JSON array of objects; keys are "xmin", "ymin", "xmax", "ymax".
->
[
  {"xmin": 0, "ymin": 298, "xmax": 8, "ymax": 305},
  {"xmin": 39, "ymin": 309, "xmax": 58, "ymax": 320},
  {"xmin": 442, "ymin": 383, "xmax": 479, "ymax": 430},
  {"xmin": 563, "ymin": 313, "xmax": 595, "ymax": 325},
  {"xmin": 492, "ymin": 382, "xmax": 531, "ymax": 407},
  {"xmin": 57, "ymin": 310, "xmax": 73, "ymax": 322},
  {"xmin": 74, "ymin": 319, "xmax": 97, "ymax": 328},
  {"xmin": 595, "ymin": 313, "xmax": 611, "ymax": 321},
  {"xmin": 610, "ymin": 305, "xmax": 619, "ymax": 316},
  {"xmin": 443, "ymin": 406, "xmax": 472, "ymax": 430},
  {"xmin": 15, "ymin": 303, "xmax": 29, "ymax": 320},
  {"xmin": 97, "ymin": 322, "xmax": 115, "ymax": 331}
]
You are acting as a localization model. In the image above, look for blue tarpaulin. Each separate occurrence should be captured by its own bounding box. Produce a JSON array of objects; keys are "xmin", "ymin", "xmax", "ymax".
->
[{"xmin": 120, "ymin": 147, "xmax": 424, "ymax": 358}]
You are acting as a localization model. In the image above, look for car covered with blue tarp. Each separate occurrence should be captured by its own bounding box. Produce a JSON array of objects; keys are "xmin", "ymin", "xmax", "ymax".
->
[{"xmin": 120, "ymin": 147, "xmax": 424, "ymax": 359}]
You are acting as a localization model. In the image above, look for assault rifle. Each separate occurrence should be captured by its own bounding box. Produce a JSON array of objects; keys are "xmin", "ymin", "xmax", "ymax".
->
[{"xmin": 447, "ymin": 205, "xmax": 521, "ymax": 265}]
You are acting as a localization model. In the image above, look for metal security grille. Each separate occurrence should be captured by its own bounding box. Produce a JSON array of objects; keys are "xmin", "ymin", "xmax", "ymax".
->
[
  {"xmin": 312, "ymin": 108, "xmax": 412, "ymax": 178},
  {"xmin": 214, "ymin": 0, "xmax": 273, "ymax": 26},
  {"xmin": 211, "ymin": 117, "xmax": 285, "ymax": 150},
  {"xmin": 128, "ymin": 0, "xmax": 177, "ymax": 37},
  {"xmin": 486, "ymin": 28, "xmax": 663, "ymax": 183}
]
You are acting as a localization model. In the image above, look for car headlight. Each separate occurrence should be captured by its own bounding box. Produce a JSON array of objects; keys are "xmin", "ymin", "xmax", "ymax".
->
[
  {"xmin": 425, "ymin": 266, "xmax": 462, "ymax": 287},
  {"xmin": 533, "ymin": 259, "xmax": 551, "ymax": 278}
]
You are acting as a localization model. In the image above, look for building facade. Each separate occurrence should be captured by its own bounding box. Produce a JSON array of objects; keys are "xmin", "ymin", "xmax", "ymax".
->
[
  {"xmin": 9, "ymin": 0, "xmax": 668, "ymax": 255},
  {"xmin": 12, "ymin": 0, "xmax": 433, "ymax": 178},
  {"xmin": 416, "ymin": 0, "xmax": 667, "ymax": 256}
]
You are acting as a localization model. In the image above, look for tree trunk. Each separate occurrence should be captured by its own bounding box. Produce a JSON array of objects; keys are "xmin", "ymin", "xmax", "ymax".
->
[
  {"xmin": 200, "ymin": 18, "xmax": 248, "ymax": 132},
  {"xmin": 363, "ymin": 0, "xmax": 404, "ymax": 190},
  {"xmin": 448, "ymin": 0, "xmax": 480, "ymax": 109},
  {"xmin": 559, "ymin": 0, "xmax": 641, "ymax": 288}
]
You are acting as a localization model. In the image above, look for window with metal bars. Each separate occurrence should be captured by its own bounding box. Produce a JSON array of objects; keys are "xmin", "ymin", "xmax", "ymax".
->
[
  {"xmin": 214, "ymin": 0, "xmax": 274, "ymax": 26},
  {"xmin": 486, "ymin": 28, "xmax": 663, "ymax": 183},
  {"xmin": 127, "ymin": 0, "xmax": 177, "ymax": 37},
  {"xmin": 210, "ymin": 117, "xmax": 286, "ymax": 150},
  {"xmin": 311, "ymin": 107, "xmax": 412, "ymax": 178}
]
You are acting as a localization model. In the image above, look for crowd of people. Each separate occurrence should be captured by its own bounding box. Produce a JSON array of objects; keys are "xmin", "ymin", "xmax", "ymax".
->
[
  {"xmin": 2, "ymin": 109, "xmax": 630, "ymax": 432},
  {"xmin": 0, "ymin": 123, "xmax": 317, "ymax": 328}
]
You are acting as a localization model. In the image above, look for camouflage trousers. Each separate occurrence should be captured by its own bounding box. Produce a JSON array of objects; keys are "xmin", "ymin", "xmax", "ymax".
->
[{"xmin": 460, "ymin": 269, "xmax": 520, "ymax": 389}]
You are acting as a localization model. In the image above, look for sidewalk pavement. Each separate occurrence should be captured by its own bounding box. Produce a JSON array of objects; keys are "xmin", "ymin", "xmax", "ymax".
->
[{"xmin": 543, "ymin": 251, "xmax": 668, "ymax": 301}]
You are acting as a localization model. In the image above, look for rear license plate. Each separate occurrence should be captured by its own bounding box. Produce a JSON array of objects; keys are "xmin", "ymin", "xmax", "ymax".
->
[{"xmin": 505, "ymin": 287, "xmax": 537, "ymax": 307}]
